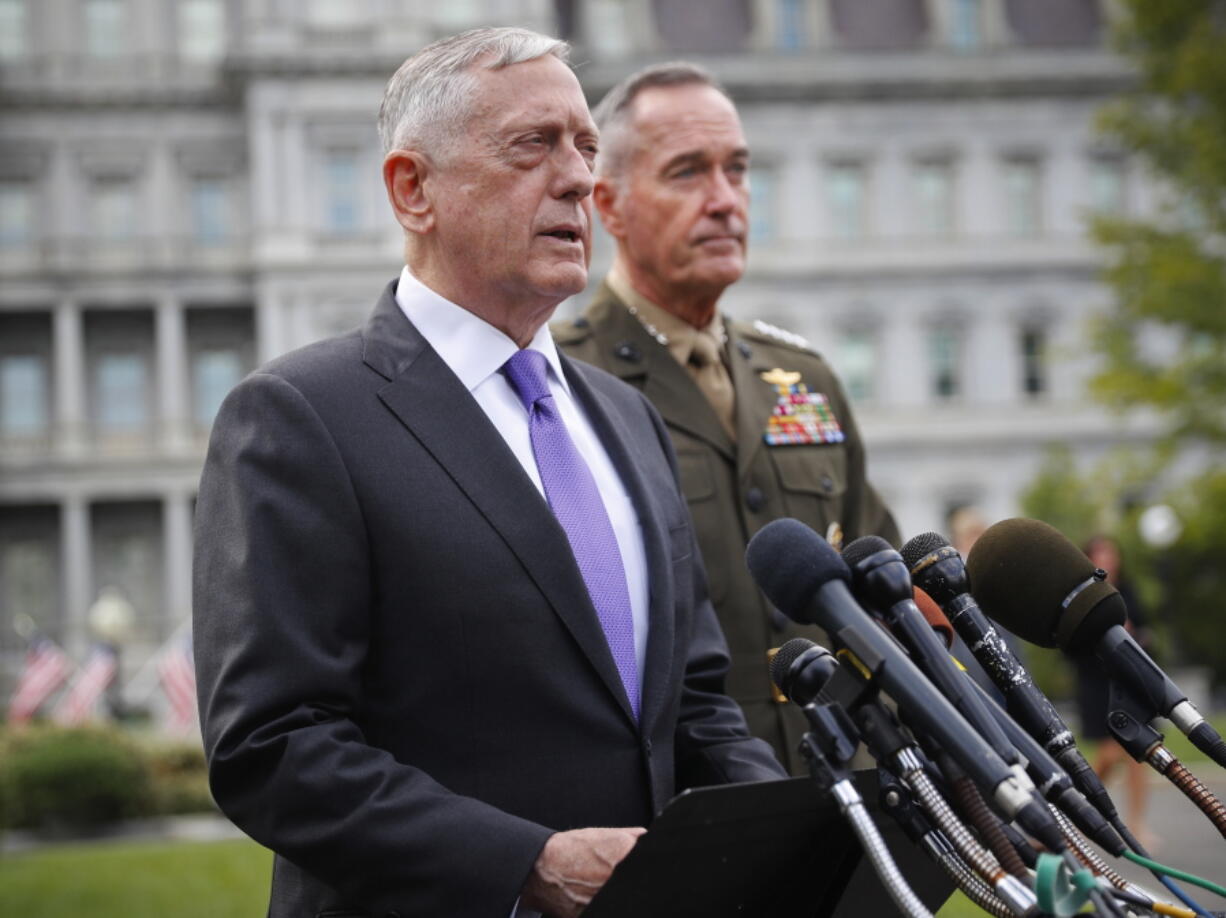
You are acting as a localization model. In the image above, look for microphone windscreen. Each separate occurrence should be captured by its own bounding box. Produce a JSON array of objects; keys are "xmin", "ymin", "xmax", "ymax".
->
[
  {"xmin": 770, "ymin": 637, "xmax": 817, "ymax": 691},
  {"xmin": 914, "ymin": 587, "xmax": 955, "ymax": 649},
  {"xmin": 745, "ymin": 518, "xmax": 850, "ymax": 621},
  {"xmin": 965, "ymin": 518, "xmax": 1126, "ymax": 650},
  {"xmin": 842, "ymin": 534, "xmax": 894, "ymax": 569},
  {"xmin": 901, "ymin": 531, "xmax": 952, "ymax": 570}
]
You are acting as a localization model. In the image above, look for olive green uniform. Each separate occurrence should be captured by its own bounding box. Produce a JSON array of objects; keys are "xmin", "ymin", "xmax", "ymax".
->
[{"xmin": 554, "ymin": 283, "xmax": 900, "ymax": 773}]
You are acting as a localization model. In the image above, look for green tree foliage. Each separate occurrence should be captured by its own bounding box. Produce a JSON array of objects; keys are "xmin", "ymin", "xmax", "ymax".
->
[
  {"xmin": 1091, "ymin": 0, "xmax": 1226, "ymax": 441},
  {"xmin": 1074, "ymin": 0, "xmax": 1226, "ymax": 686}
]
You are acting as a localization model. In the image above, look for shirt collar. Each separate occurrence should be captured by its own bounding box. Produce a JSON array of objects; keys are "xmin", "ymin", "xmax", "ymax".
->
[
  {"xmin": 606, "ymin": 264, "xmax": 726, "ymax": 366},
  {"xmin": 394, "ymin": 265, "xmax": 571, "ymax": 395}
]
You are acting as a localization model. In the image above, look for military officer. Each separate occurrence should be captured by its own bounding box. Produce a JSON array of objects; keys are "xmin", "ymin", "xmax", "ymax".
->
[{"xmin": 554, "ymin": 62, "xmax": 899, "ymax": 772}]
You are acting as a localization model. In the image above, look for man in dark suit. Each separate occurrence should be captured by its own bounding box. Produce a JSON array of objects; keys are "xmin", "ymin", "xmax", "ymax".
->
[
  {"xmin": 554, "ymin": 64, "xmax": 899, "ymax": 774},
  {"xmin": 193, "ymin": 28, "xmax": 785, "ymax": 918}
]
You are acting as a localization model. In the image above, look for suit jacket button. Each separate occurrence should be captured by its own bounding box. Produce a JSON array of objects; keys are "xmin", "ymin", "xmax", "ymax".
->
[
  {"xmin": 614, "ymin": 342, "xmax": 641, "ymax": 363},
  {"xmin": 745, "ymin": 487, "xmax": 766, "ymax": 512},
  {"xmin": 644, "ymin": 738, "xmax": 653, "ymax": 756}
]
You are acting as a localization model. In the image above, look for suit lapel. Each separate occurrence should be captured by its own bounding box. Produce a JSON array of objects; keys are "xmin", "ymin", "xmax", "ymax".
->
[
  {"xmin": 363, "ymin": 284, "xmax": 639, "ymax": 727},
  {"xmin": 563, "ymin": 355, "xmax": 675, "ymax": 736},
  {"xmin": 586, "ymin": 288, "xmax": 735, "ymax": 462}
]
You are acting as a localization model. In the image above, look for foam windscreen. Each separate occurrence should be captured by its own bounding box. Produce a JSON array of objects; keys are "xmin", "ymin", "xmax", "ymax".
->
[{"xmin": 745, "ymin": 518, "xmax": 850, "ymax": 622}]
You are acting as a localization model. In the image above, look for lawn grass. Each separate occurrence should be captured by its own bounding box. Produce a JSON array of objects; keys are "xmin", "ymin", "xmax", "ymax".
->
[{"xmin": 0, "ymin": 837, "xmax": 272, "ymax": 917}]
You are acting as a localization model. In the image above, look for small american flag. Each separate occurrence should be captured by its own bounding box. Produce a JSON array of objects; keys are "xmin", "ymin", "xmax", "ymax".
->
[
  {"xmin": 7, "ymin": 635, "xmax": 73, "ymax": 723},
  {"xmin": 158, "ymin": 636, "xmax": 197, "ymax": 735},
  {"xmin": 52, "ymin": 643, "xmax": 118, "ymax": 725}
]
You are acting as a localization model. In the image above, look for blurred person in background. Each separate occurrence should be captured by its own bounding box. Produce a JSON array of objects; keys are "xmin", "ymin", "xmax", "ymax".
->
[{"xmin": 1073, "ymin": 533, "xmax": 1155, "ymax": 847}]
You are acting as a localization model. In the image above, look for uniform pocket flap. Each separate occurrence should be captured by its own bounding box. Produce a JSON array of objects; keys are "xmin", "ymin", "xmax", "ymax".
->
[{"xmin": 773, "ymin": 447, "xmax": 847, "ymax": 499}]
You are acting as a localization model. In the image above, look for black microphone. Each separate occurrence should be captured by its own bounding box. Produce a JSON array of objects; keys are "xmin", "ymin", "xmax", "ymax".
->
[
  {"xmin": 842, "ymin": 535, "xmax": 1024, "ymax": 773},
  {"xmin": 965, "ymin": 517, "xmax": 1226, "ymax": 770},
  {"xmin": 745, "ymin": 518, "xmax": 1065, "ymax": 852},
  {"xmin": 902, "ymin": 531, "xmax": 1120, "ymax": 823}
]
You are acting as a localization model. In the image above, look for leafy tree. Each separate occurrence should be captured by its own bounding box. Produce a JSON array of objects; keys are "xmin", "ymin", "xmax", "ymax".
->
[{"xmin": 1076, "ymin": 0, "xmax": 1226, "ymax": 686}]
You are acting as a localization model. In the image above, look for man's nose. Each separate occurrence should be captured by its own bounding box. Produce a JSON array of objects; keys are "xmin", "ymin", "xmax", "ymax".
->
[
  {"xmin": 704, "ymin": 167, "xmax": 741, "ymax": 216},
  {"xmin": 553, "ymin": 144, "xmax": 595, "ymax": 200}
]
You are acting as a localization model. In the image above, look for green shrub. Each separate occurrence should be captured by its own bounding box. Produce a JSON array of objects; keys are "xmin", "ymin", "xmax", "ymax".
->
[
  {"xmin": 144, "ymin": 740, "xmax": 216, "ymax": 816},
  {"xmin": 1, "ymin": 726, "xmax": 154, "ymax": 831}
]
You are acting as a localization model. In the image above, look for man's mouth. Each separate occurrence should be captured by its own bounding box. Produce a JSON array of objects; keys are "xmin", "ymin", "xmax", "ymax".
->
[{"xmin": 543, "ymin": 230, "xmax": 580, "ymax": 242}]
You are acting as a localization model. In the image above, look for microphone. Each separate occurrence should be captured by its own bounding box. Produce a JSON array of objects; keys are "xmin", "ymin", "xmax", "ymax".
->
[
  {"xmin": 902, "ymin": 531, "xmax": 1120, "ymax": 823},
  {"xmin": 842, "ymin": 536, "xmax": 1027, "ymax": 774},
  {"xmin": 965, "ymin": 518, "xmax": 1226, "ymax": 769},
  {"xmin": 745, "ymin": 518, "xmax": 1065, "ymax": 852}
]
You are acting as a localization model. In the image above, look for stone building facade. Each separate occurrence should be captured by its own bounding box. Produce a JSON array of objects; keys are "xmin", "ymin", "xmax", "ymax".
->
[{"xmin": 0, "ymin": 0, "xmax": 1153, "ymax": 700}]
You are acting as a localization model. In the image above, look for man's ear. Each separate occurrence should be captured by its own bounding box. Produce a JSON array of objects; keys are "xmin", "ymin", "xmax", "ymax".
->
[
  {"xmin": 593, "ymin": 177, "xmax": 625, "ymax": 240},
  {"xmin": 383, "ymin": 150, "xmax": 435, "ymax": 235}
]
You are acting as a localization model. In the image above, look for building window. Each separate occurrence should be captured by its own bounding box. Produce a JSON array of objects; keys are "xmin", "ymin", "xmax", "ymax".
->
[
  {"xmin": 775, "ymin": 0, "xmax": 806, "ymax": 50},
  {"xmin": 92, "ymin": 177, "xmax": 137, "ymax": 241},
  {"xmin": 0, "ymin": 354, "xmax": 47, "ymax": 437},
  {"xmin": 323, "ymin": 150, "xmax": 361, "ymax": 235},
  {"xmin": 1089, "ymin": 157, "xmax": 1126, "ymax": 216},
  {"xmin": 586, "ymin": 0, "xmax": 633, "ymax": 56},
  {"xmin": 1003, "ymin": 157, "xmax": 1042, "ymax": 236},
  {"xmin": 1, "ymin": 533, "xmax": 58, "ymax": 643},
  {"xmin": 192, "ymin": 349, "xmax": 242, "ymax": 428},
  {"xmin": 929, "ymin": 326, "xmax": 961, "ymax": 400},
  {"xmin": 96, "ymin": 352, "xmax": 147, "ymax": 432},
  {"xmin": 748, "ymin": 165, "xmax": 776, "ymax": 243},
  {"xmin": 0, "ymin": 0, "xmax": 27, "ymax": 61},
  {"xmin": 1020, "ymin": 327, "xmax": 1048, "ymax": 398},
  {"xmin": 949, "ymin": 0, "xmax": 983, "ymax": 50},
  {"xmin": 179, "ymin": 0, "xmax": 226, "ymax": 62},
  {"xmin": 827, "ymin": 162, "xmax": 867, "ymax": 240},
  {"xmin": 307, "ymin": 0, "xmax": 362, "ymax": 27},
  {"xmin": 85, "ymin": 0, "xmax": 127, "ymax": 59},
  {"xmin": 191, "ymin": 177, "xmax": 228, "ymax": 243},
  {"xmin": 838, "ymin": 327, "xmax": 876, "ymax": 402},
  {"xmin": 0, "ymin": 180, "xmax": 32, "ymax": 247},
  {"xmin": 914, "ymin": 160, "xmax": 955, "ymax": 237}
]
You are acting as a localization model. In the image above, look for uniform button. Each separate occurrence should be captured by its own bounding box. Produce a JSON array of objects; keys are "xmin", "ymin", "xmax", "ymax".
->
[
  {"xmin": 745, "ymin": 487, "xmax": 766, "ymax": 512},
  {"xmin": 820, "ymin": 475, "xmax": 835, "ymax": 494},
  {"xmin": 737, "ymin": 341, "xmax": 752, "ymax": 359},
  {"xmin": 614, "ymin": 342, "xmax": 641, "ymax": 362}
]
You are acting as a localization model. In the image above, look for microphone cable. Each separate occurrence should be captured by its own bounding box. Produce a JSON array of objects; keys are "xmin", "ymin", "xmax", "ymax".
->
[
  {"xmin": 1144, "ymin": 744, "xmax": 1226, "ymax": 839},
  {"xmin": 1112, "ymin": 814, "xmax": 1217, "ymax": 918}
]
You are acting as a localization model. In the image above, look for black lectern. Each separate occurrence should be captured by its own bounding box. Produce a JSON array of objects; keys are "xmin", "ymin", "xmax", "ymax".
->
[{"xmin": 584, "ymin": 773, "xmax": 954, "ymax": 917}]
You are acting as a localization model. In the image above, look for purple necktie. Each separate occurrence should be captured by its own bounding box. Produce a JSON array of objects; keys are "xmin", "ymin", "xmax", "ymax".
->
[{"xmin": 503, "ymin": 348, "xmax": 640, "ymax": 720}]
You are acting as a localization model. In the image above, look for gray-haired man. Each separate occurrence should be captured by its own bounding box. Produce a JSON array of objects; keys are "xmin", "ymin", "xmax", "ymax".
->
[{"xmin": 194, "ymin": 29, "xmax": 784, "ymax": 918}]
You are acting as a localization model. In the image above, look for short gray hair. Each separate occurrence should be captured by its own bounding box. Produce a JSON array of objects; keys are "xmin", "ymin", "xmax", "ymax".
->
[
  {"xmin": 592, "ymin": 62, "xmax": 730, "ymax": 179},
  {"xmin": 378, "ymin": 27, "xmax": 570, "ymax": 157}
]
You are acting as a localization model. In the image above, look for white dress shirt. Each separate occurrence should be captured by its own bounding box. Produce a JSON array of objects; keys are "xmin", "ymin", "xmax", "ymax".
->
[{"xmin": 393, "ymin": 265, "xmax": 650, "ymax": 684}]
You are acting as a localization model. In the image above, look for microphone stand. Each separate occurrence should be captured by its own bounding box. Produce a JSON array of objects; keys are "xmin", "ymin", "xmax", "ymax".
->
[
  {"xmin": 1106, "ymin": 679, "xmax": 1226, "ymax": 840},
  {"xmin": 794, "ymin": 698, "xmax": 934, "ymax": 918}
]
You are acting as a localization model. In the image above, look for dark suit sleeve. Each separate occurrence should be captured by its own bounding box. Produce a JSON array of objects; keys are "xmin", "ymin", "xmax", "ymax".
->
[
  {"xmin": 193, "ymin": 371, "xmax": 551, "ymax": 913},
  {"xmin": 638, "ymin": 396, "xmax": 789, "ymax": 787}
]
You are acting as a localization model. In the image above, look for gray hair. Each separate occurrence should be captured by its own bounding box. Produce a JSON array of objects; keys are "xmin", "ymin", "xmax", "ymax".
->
[
  {"xmin": 592, "ymin": 61, "xmax": 730, "ymax": 179},
  {"xmin": 378, "ymin": 27, "xmax": 570, "ymax": 158}
]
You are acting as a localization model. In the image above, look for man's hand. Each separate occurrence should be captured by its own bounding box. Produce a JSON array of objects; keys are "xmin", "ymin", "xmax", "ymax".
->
[{"xmin": 520, "ymin": 826, "xmax": 646, "ymax": 918}]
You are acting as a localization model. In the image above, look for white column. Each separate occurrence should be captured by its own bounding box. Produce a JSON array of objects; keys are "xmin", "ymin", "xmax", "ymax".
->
[
  {"xmin": 61, "ymin": 495, "xmax": 92, "ymax": 659},
  {"xmin": 156, "ymin": 293, "xmax": 190, "ymax": 453},
  {"xmin": 960, "ymin": 140, "xmax": 996, "ymax": 238},
  {"xmin": 968, "ymin": 307, "xmax": 1016, "ymax": 405},
  {"xmin": 162, "ymin": 491, "xmax": 194, "ymax": 633},
  {"xmin": 873, "ymin": 146, "xmax": 908, "ymax": 241},
  {"xmin": 53, "ymin": 298, "xmax": 86, "ymax": 457},
  {"xmin": 878, "ymin": 306, "xmax": 925, "ymax": 408}
]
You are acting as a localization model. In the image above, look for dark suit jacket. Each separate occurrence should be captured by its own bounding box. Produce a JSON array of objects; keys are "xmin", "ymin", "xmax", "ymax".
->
[{"xmin": 193, "ymin": 281, "xmax": 785, "ymax": 918}]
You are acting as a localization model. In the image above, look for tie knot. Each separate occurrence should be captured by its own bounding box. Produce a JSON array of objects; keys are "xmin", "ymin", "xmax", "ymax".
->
[
  {"xmin": 689, "ymin": 331, "xmax": 721, "ymax": 369},
  {"xmin": 504, "ymin": 348, "xmax": 552, "ymax": 411}
]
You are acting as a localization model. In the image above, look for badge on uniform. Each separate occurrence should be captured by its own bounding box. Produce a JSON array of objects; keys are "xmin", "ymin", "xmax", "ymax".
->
[{"xmin": 759, "ymin": 368, "xmax": 845, "ymax": 446}]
